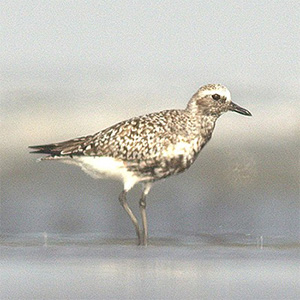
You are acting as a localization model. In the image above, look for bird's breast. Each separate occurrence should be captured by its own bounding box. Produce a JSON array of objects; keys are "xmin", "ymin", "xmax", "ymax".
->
[{"xmin": 124, "ymin": 136, "xmax": 202, "ymax": 181}]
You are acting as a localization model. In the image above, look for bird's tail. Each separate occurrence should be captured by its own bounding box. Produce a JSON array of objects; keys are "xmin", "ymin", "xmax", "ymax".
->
[
  {"xmin": 29, "ymin": 143, "xmax": 62, "ymax": 155},
  {"xmin": 29, "ymin": 135, "xmax": 93, "ymax": 158}
]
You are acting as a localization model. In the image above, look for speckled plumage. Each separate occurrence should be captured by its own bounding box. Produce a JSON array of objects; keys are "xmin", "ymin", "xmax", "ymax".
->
[
  {"xmin": 32, "ymin": 110, "xmax": 209, "ymax": 181},
  {"xmin": 29, "ymin": 84, "xmax": 251, "ymax": 245}
]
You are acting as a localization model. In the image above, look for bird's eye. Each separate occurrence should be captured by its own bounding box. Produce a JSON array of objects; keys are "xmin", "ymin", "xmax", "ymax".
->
[{"xmin": 212, "ymin": 94, "xmax": 220, "ymax": 101}]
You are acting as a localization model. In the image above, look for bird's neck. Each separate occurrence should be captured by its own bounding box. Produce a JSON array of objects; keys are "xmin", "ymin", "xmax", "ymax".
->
[
  {"xmin": 186, "ymin": 103, "xmax": 218, "ymax": 127},
  {"xmin": 198, "ymin": 114, "xmax": 217, "ymax": 137},
  {"xmin": 186, "ymin": 108, "xmax": 218, "ymax": 151}
]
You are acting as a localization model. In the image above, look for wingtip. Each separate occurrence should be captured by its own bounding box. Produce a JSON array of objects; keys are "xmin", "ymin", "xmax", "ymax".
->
[
  {"xmin": 29, "ymin": 150, "xmax": 44, "ymax": 154},
  {"xmin": 28, "ymin": 144, "xmax": 58, "ymax": 155},
  {"xmin": 29, "ymin": 145, "xmax": 43, "ymax": 152},
  {"xmin": 28, "ymin": 144, "xmax": 47, "ymax": 150},
  {"xmin": 29, "ymin": 147, "xmax": 47, "ymax": 154}
]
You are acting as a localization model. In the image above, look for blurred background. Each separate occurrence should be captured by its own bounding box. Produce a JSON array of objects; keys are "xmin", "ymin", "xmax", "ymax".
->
[
  {"xmin": 1, "ymin": 0, "xmax": 299, "ymax": 238},
  {"xmin": 1, "ymin": 1, "xmax": 299, "ymax": 299}
]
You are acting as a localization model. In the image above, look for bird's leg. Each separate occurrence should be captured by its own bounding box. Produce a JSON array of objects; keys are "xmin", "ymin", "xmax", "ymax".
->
[
  {"xmin": 139, "ymin": 192, "xmax": 147, "ymax": 246},
  {"xmin": 139, "ymin": 183, "xmax": 152, "ymax": 246},
  {"xmin": 119, "ymin": 190, "xmax": 141, "ymax": 245}
]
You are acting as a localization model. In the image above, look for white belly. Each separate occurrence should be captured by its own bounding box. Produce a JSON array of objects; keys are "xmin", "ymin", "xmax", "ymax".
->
[{"xmin": 63, "ymin": 156, "xmax": 140, "ymax": 191}]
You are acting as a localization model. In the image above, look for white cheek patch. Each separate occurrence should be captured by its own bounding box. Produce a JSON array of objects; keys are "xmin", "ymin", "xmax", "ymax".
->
[{"xmin": 224, "ymin": 89, "xmax": 232, "ymax": 103}]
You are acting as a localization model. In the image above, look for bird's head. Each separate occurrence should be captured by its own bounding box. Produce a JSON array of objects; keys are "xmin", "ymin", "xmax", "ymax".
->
[{"xmin": 187, "ymin": 84, "xmax": 252, "ymax": 117}]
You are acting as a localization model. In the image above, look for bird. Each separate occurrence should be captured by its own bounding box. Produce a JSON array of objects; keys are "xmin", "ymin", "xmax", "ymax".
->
[{"xmin": 29, "ymin": 84, "xmax": 251, "ymax": 246}]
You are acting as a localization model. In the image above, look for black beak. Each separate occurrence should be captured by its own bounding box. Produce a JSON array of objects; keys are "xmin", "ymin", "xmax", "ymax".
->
[{"xmin": 229, "ymin": 102, "xmax": 252, "ymax": 116}]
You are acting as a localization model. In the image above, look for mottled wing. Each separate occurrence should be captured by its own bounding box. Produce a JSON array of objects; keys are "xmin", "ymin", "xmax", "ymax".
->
[
  {"xmin": 83, "ymin": 110, "xmax": 193, "ymax": 160},
  {"xmin": 29, "ymin": 110, "xmax": 193, "ymax": 161}
]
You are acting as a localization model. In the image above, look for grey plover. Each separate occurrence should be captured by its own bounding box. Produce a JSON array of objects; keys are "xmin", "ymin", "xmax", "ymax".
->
[{"xmin": 29, "ymin": 84, "xmax": 251, "ymax": 246}]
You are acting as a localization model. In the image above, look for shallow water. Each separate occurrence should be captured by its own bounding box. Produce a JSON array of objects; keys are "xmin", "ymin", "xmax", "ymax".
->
[{"xmin": 1, "ymin": 233, "xmax": 299, "ymax": 299}]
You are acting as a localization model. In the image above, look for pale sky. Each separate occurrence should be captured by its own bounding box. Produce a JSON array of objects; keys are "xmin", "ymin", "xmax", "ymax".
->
[
  {"xmin": 1, "ymin": 1, "xmax": 299, "ymax": 152},
  {"xmin": 2, "ymin": 1, "xmax": 299, "ymax": 92}
]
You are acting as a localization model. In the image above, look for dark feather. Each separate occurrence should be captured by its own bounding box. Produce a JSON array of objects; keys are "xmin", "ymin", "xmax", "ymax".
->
[
  {"xmin": 29, "ymin": 135, "xmax": 93, "ymax": 156},
  {"xmin": 28, "ymin": 144, "xmax": 61, "ymax": 155}
]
